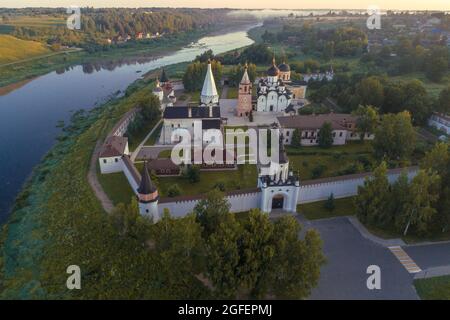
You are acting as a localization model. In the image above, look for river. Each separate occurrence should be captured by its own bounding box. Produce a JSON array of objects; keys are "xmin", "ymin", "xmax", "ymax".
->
[{"xmin": 0, "ymin": 24, "xmax": 257, "ymax": 223}]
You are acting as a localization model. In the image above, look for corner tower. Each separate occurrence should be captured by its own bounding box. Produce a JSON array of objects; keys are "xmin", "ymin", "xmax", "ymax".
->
[
  {"xmin": 236, "ymin": 64, "xmax": 252, "ymax": 117},
  {"xmin": 137, "ymin": 161, "xmax": 160, "ymax": 222}
]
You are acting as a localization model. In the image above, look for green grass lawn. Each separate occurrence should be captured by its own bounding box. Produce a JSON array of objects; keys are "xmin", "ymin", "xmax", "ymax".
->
[
  {"xmin": 414, "ymin": 276, "xmax": 450, "ymax": 300},
  {"xmin": 97, "ymin": 171, "xmax": 135, "ymax": 206},
  {"xmin": 297, "ymin": 197, "xmax": 356, "ymax": 220},
  {"xmin": 157, "ymin": 164, "xmax": 258, "ymax": 197},
  {"xmin": 99, "ymin": 163, "xmax": 258, "ymax": 205},
  {"xmin": 287, "ymin": 142, "xmax": 375, "ymax": 180}
]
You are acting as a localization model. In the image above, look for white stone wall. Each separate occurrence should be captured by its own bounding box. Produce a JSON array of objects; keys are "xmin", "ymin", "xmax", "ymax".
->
[
  {"xmin": 121, "ymin": 160, "xmax": 139, "ymax": 193},
  {"xmin": 159, "ymin": 190, "xmax": 261, "ymax": 218},
  {"xmin": 152, "ymin": 168, "xmax": 418, "ymax": 218},
  {"xmin": 298, "ymin": 169, "xmax": 417, "ymax": 204},
  {"xmin": 99, "ymin": 156, "xmax": 123, "ymax": 174}
]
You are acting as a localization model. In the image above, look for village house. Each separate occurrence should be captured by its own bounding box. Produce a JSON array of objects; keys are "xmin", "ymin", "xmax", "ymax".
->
[
  {"xmin": 277, "ymin": 113, "xmax": 374, "ymax": 146},
  {"xmin": 99, "ymin": 136, "xmax": 130, "ymax": 173},
  {"xmin": 428, "ymin": 112, "xmax": 450, "ymax": 135}
]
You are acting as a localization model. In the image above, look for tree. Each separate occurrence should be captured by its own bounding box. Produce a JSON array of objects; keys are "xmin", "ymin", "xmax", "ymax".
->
[
  {"xmin": 205, "ymin": 212, "xmax": 241, "ymax": 298},
  {"xmin": 324, "ymin": 193, "xmax": 335, "ymax": 212},
  {"xmin": 183, "ymin": 60, "xmax": 223, "ymax": 92},
  {"xmin": 352, "ymin": 105, "xmax": 378, "ymax": 141},
  {"xmin": 270, "ymin": 216, "xmax": 325, "ymax": 299},
  {"xmin": 438, "ymin": 86, "xmax": 450, "ymax": 114},
  {"xmin": 150, "ymin": 210, "xmax": 205, "ymax": 295},
  {"xmin": 318, "ymin": 122, "xmax": 333, "ymax": 148},
  {"xmin": 291, "ymin": 129, "xmax": 302, "ymax": 148},
  {"xmin": 425, "ymin": 46, "xmax": 449, "ymax": 82},
  {"xmin": 396, "ymin": 170, "xmax": 440, "ymax": 236},
  {"xmin": 205, "ymin": 210, "xmax": 325, "ymax": 299},
  {"xmin": 373, "ymin": 111, "xmax": 416, "ymax": 161},
  {"xmin": 185, "ymin": 165, "xmax": 200, "ymax": 183},
  {"xmin": 401, "ymin": 80, "xmax": 431, "ymax": 125},
  {"xmin": 355, "ymin": 161, "xmax": 391, "ymax": 227},
  {"xmin": 357, "ymin": 77, "xmax": 384, "ymax": 108},
  {"xmin": 135, "ymin": 92, "xmax": 161, "ymax": 121},
  {"xmin": 230, "ymin": 63, "xmax": 257, "ymax": 86},
  {"xmin": 167, "ymin": 184, "xmax": 181, "ymax": 197},
  {"xmin": 193, "ymin": 190, "xmax": 231, "ymax": 238}
]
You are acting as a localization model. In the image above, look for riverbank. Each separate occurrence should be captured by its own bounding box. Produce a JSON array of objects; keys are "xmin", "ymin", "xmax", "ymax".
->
[
  {"xmin": 0, "ymin": 29, "xmax": 207, "ymax": 88},
  {"xmin": 0, "ymin": 23, "xmax": 259, "ymax": 298},
  {"xmin": 0, "ymin": 78, "xmax": 153, "ymax": 298}
]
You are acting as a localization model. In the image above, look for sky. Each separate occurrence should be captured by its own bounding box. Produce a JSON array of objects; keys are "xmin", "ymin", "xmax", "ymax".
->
[{"xmin": 2, "ymin": 0, "xmax": 450, "ymax": 11}]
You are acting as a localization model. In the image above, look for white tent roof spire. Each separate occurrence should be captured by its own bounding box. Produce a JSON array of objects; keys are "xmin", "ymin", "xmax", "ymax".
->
[{"xmin": 201, "ymin": 59, "xmax": 219, "ymax": 105}]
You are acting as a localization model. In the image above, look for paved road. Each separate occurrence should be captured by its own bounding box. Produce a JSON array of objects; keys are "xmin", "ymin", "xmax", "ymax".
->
[
  {"xmin": 404, "ymin": 242, "xmax": 450, "ymax": 269},
  {"xmin": 304, "ymin": 217, "xmax": 419, "ymax": 300}
]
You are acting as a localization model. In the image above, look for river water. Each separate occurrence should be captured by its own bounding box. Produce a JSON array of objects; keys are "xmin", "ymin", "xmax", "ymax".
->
[{"xmin": 0, "ymin": 24, "xmax": 257, "ymax": 223}]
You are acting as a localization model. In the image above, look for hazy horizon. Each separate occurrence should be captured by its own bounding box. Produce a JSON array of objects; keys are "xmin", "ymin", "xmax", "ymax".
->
[{"xmin": 1, "ymin": 1, "xmax": 450, "ymax": 11}]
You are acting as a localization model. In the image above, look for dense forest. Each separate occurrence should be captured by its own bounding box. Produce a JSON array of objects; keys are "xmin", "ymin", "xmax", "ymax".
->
[{"xmin": 0, "ymin": 8, "xmax": 233, "ymax": 50}]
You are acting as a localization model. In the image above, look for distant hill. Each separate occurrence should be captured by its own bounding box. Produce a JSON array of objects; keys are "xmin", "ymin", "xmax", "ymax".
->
[{"xmin": 0, "ymin": 35, "xmax": 50, "ymax": 64}]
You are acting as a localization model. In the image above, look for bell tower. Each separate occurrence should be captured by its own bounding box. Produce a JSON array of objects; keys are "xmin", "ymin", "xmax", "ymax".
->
[{"xmin": 236, "ymin": 64, "xmax": 252, "ymax": 117}]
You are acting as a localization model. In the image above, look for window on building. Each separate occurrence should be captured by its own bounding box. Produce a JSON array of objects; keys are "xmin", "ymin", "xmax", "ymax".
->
[
  {"xmin": 339, "ymin": 132, "xmax": 343, "ymax": 137},
  {"xmin": 286, "ymin": 131, "xmax": 290, "ymax": 136},
  {"xmin": 115, "ymin": 158, "xmax": 118, "ymax": 163},
  {"xmin": 103, "ymin": 159, "xmax": 107, "ymax": 164}
]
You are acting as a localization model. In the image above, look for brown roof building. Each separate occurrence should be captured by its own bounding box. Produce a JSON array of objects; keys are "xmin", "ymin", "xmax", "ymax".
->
[{"xmin": 99, "ymin": 136, "xmax": 129, "ymax": 158}]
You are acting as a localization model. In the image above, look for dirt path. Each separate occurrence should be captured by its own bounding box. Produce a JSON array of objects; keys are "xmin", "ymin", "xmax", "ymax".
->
[
  {"xmin": 0, "ymin": 48, "xmax": 83, "ymax": 68},
  {"xmin": 87, "ymin": 140, "xmax": 115, "ymax": 214}
]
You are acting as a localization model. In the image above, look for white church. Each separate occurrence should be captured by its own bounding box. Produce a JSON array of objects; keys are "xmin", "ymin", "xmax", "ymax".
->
[
  {"xmin": 159, "ymin": 60, "xmax": 222, "ymax": 145},
  {"xmin": 256, "ymin": 58, "xmax": 294, "ymax": 113}
]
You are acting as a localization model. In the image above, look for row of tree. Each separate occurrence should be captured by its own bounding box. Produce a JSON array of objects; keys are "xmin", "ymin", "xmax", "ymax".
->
[
  {"xmin": 356, "ymin": 142, "xmax": 450, "ymax": 236},
  {"xmin": 182, "ymin": 60, "xmax": 223, "ymax": 92},
  {"xmin": 111, "ymin": 190, "xmax": 326, "ymax": 299}
]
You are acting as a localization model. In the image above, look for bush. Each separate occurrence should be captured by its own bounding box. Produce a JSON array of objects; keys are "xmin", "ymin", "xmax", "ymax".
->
[
  {"xmin": 213, "ymin": 181, "xmax": 226, "ymax": 192},
  {"xmin": 324, "ymin": 194, "xmax": 335, "ymax": 212},
  {"xmin": 311, "ymin": 164, "xmax": 327, "ymax": 179},
  {"xmin": 167, "ymin": 184, "xmax": 182, "ymax": 197}
]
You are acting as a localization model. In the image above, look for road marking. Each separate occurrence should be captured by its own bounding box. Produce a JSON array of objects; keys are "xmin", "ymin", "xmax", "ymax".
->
[{"xmin": 388, "ymin": 246, "xmax": 422, "ymax": 273}]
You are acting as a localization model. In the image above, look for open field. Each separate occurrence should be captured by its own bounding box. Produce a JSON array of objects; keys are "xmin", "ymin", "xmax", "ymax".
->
[
  {"xmin": 0, "ymin": 35, "xmax": 51, "ymax": 64},
  {"xmin": 1, "ymin": 15, "xmax": 66, "ymax": 28}
]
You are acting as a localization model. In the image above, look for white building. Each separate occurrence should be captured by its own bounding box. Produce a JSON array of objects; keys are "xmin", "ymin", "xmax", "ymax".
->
[
  {"xmin": 428, "ymin": 113, "xmax": 450, "ymax": 135},
  {"xmin": 256, "ymin": 58, "xmax": 293, "ymax": 113},
  {"xmin": 159, "ymin": 60, "xmax": 222, "ymax": 144},
  {"xmin": 277, "ymin": 113, "xmax": 374, "ymax": 146},
  {"xmin": 98, "ymin": 136, "xmax": 130, "ymax": 173},
  {"xmin": 258, "ymin": 136, "xmax": 300, "ymax": 213}
]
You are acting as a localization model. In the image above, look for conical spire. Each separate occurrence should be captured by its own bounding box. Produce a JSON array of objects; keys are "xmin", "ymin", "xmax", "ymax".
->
[
  {"xmin": 159, "ymin": 68, "xmax": 169, "ymax": 83},
  {"xmin": 241, "ymin": 63, "xmax": 250, "ymax": 84},
  {"xmin": 201, "ymin": 59, "xmax": 219, "ymax": 105},
  {"xmin": 138, "ymin": 161, "xmax": 157, "ymax": 195}
]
